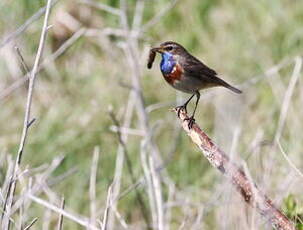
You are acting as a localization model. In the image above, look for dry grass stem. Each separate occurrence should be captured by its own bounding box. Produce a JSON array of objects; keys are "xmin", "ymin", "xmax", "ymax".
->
[
  {"xmin": 23, "ymin": 217, "xmax": 38, "ymax": 230},
  {"xmin": 277, "ymin": 142, "xmax": 303, "ymax": 179},
  {"xmin": 28, "ymin": 194, "xmax": 99, "ymax": 230},
  {"xmin": 101, "ymin": 184, "xmax": 113, "ymax": 230},
  {"xmin": 1, "ymin": 0, "xmax": 53, "ymax": 229},
  {"xmin": 109, "ymin": 109, "xmax": 151, "ymax": 228},
  {"xmin": 56, "ymin": 197, "xmax": 65, "ymax": 230},
  {"xmin": 109, "ymin": 91, "xmax": 136, "ymax": 230},
  {"xmin": 140, "ymin": 140, "xmax": 157, "ymax": 229},
  {"xmin": 89, "ymin": 147, "xmax": 99, "ymax": 227},
  {"xmin": 11, "ymin": 155, "xmax": 65, "ymax": 215},
  {"xmin": 14, "ymin": 47, "xmax": 30, "ymax": 74},
  {"xmin": 274, "ymin": 57, "xmax": 302, "ymax": 142}
]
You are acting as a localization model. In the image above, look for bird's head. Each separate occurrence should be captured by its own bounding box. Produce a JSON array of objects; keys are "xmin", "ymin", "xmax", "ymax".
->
[{"xmin": 151, "ymin": 41, "xmax": 186, "ymax": 56}]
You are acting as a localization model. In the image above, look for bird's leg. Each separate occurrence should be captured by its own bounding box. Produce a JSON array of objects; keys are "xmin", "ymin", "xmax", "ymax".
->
[
  {"xmin": 191, "ymin": 91, "xmax": 200, "ymax": 118},
  {"xmin": 175, "ymin": 93, "xmax": 195, "ymax": 118},
  {"xmin": 184, "ymin": 91, "xmax": 200, "ymax": 129}
]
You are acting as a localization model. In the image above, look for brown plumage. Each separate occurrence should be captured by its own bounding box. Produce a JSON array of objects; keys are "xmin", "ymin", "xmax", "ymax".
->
[{"xmin": 148, "ymin": 41, "xmax": 242, "ymax": 128}]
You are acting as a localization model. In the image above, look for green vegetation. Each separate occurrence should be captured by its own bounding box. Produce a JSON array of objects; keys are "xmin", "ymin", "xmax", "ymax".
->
[{"xmin": 283, "ymin": 194, "xmax": 303, "ymax": 230}]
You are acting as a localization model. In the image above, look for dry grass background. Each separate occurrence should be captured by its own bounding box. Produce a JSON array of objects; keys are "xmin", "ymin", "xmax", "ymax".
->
[{"xmin": 0, "ymin": 0, "xmax": 303, "ymax": 229}]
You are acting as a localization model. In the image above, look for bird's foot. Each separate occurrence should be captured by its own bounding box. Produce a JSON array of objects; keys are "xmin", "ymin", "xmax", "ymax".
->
[
  {"xmin": 175, "ymin": 105, "xmax": 187, "ymax": 118},
  {"xmin": 184, "ymin": 116, "xmax": 195, "ymax": 129}
]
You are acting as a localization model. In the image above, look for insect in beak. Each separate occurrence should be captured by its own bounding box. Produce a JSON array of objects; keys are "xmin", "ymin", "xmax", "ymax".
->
[
  {"xmin": 147, "ymin": 46, "xmax": 165, "ymax": 69},
  {"xmin": 147, "ymin": 49, "xmax": 156, "ymax": 69}
]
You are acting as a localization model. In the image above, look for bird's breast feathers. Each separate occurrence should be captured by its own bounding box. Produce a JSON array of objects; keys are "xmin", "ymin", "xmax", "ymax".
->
[{"xmin": 163, "ymin": 63, "xmax": 183, "ymax": 85}]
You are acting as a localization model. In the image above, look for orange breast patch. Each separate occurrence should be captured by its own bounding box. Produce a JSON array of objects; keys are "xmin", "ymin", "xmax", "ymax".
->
[{"xmin": 163, "ymin": 63, "xmax": 183, "ymax": 84}]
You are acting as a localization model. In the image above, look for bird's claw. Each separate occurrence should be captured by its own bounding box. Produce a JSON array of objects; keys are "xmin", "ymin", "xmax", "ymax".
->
[
  {"xmin": 175, "ymin": 105, "xmax": 187, "ymax": 118},
  {"xmin": 184, "ymin": 116, "xmax": 195, "ymax": 129}
]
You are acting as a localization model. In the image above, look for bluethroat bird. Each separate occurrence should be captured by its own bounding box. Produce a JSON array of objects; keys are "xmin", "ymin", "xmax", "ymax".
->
[{"xmin": 148, "ymin": 41, "xmax": 242, "ymax": 129}]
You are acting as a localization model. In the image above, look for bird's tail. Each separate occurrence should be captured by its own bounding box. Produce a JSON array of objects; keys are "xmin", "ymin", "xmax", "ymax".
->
[
  {"xmin": 224, "ymin": 83, "xmax": 242, "ymax": 94},
  {"xmin": 214, "ymin": 76, "xmax": 242, "ymax": 94}
]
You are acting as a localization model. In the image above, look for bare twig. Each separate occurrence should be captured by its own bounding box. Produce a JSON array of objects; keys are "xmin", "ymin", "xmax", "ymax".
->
[
  {"xmin": 139, "ymin": 121, "xmax": 165, "ymax": 230},
  {"xmin": 14, "ymin": 46, "xmax": 30, "ymax": 74},
  {"xmin": 116, "ymin": 178, "xmax": 144, "ymax": 201},
  {"xmin": 1, "ymin": 1, "xmax": 53, "ymax": 229},
  {"xmin": 174, "ymin": 107, "xmax": 296, "ymax": 230},
  {"xmin": 148, "ymin": 143, "xmax": 164, "ymax": 230},
  {"xmin": 89, "ymin": 147, "xmax": 99, "ymax": 227},
  {"xmin": 85, "ymin": 1, "xmax": 175, "ymax": 230},
  {"xmin": 43, "ymin": 28, "xmax": 86, "ymax": 65},
  {"xmin": 11, "ymin": 156, "xmax": 65, "ymax": 215},
  {"xmin": 115, "ymin": 151, "xmax": 175, "ymax": 205},
  {"xmin": 118, "ymin": 0, "xmax": 167, "ymax": 224},
  {"xmin": 0, "ymin": 0, "xmax": 59, "ymax": 49},
  {"xmin": 140, "ymin": 139, "xmax": 157, "ymax": 229},
  {"xmin": 111, "ymin": 206, "xmax": 128, "ymax": 229},
  {"xmin": 23, "ymin": 217, "xmax": 38, "ymax": 230},
  {"xmin": 0, "ymin": 155, "xmax": 14, "ymax": 207},
  {"xmin": 56, "ymin": 197, "xmax": 65, "ymax": 230},
  {"xmin": 47, "ymin": 167, "xmax": 78, "ymax": 187},
  {"xmin": 28, "ymin": 194, "xmax": 99, "ymax": 230},
  {"xmin": 101, "ymin": 184, "xmax": 113, "ymax": 230},
  {"xmin": 42, "ymin": 203, "xmax": 52, "ymax": 230},
  {"xmin": 109, "ymin": 110, "xmax": 151, "ymax": 228},
  {"xmin": 274, "ymin": 56, "xmax": 302, "ymax": 142},
  {"xmin": 109, "ymin": 91, "xmax": 136, "ymax": 230},
  {"xmin": 277, "ymin": 141, "xmax": 303, "ymax": 179},
  {"xmin": 164, "ymin": 183, "xmax": 175, "ymax": 230}
]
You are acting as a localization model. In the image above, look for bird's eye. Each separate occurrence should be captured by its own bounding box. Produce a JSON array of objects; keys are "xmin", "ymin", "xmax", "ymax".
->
[{"xmin": 166, "ymin": 46, "xmax": 173, "ymax": 51}]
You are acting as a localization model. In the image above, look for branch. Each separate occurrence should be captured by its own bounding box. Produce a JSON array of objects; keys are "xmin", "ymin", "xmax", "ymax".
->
[
  {"xmin": 174, "ymin": 108, "xmax": 296, "ymax": 230},
  {"xmin": 89, "ymin": 147, "xmax": 99, "ymax": 227},
  {"xmin": 109, "ymin": 109, "xmax": 151, "ymax": 229},
  {"xmin": 1, "ymin": 0, "xmax": 53, "ymax": 228},
  {"xmin": 56, "ymin": 197, "xmax": 65, "ymax": 230},
  {"xmin": 274, "ymin": 56, "xmax": 302, "ymax": 143},
  {"xmin": 23, "ymin": 217, "xmax": 38, "ymax": 230},
  {"xmin": 27, "ymin": 194, "xmax": 99, "ymax": 230},
  {"xmin": 101, "ymin": 184, "xmax": 113, "ymax": 230}
]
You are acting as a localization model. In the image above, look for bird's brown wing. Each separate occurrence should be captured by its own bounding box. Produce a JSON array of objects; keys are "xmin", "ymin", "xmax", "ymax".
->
[
  {"xmin": 183, "ymin": 54, "xmax": 217, "ymax": 80},
  {"xmin": 183, "ymin": 54, "xmax": 242, "ymax": 94}
]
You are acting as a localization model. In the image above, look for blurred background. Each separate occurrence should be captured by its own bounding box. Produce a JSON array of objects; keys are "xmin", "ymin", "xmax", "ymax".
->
[{"xmin": 0, "ymin": 0, "xmax": 303, "ymax": 229}]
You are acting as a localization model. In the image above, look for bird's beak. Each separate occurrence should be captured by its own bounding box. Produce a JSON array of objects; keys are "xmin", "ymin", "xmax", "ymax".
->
[{"xmin": 151, "ymin": 46, "xmax": 164, "ymax": 53}]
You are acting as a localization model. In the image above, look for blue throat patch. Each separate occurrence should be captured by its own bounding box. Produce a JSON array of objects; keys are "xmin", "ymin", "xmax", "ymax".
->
[{"xmin": 160, "ymin": 52, "xmax": 175, "ymax": 74}]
